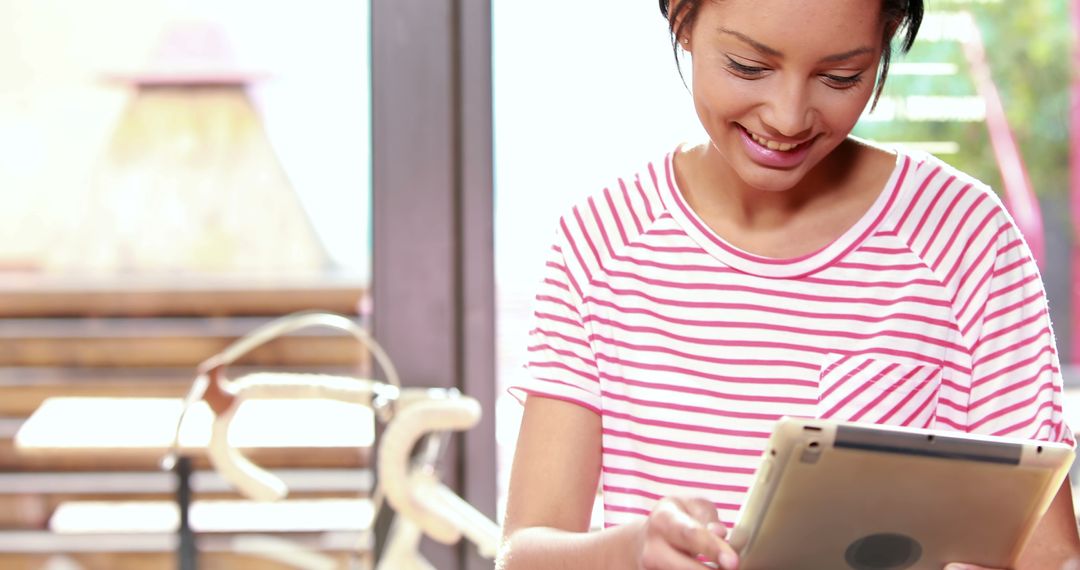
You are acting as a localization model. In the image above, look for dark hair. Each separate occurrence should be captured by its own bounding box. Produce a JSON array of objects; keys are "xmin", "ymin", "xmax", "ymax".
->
[{"xmin": 658, "ymin": 0, "xmax": 924, "ymax": 107}]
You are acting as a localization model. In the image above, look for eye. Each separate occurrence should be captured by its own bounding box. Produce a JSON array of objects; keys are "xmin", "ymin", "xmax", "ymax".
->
[
  {"xmin": 725, "ymin": 56, "xmax": 768, "ymax": 78},
  {"xmin": 820, "ymin": 73, "xmax": 864, "ymax": 89}
]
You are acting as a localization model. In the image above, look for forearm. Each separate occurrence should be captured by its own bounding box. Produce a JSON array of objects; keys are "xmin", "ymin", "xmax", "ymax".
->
[
  {"xmin": 498, "ymin": 522, "xmax": 641, "ymax": 570},
  {"xmin": 1015, "ymin": 479, "xmax": 1080, "ymax": 570},
  {"xmin": 1015, "ymin": 525, "xmax": 1080, "ymax": 570}
]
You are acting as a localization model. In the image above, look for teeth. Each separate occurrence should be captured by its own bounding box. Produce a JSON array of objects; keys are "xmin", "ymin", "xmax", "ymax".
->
[{"xmin": 749, "ymin": 131, "xmax": 799, "ymax": 152}]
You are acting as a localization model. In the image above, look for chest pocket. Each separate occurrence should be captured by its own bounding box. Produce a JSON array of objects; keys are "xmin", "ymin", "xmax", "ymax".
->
[{"xmin": 817, "ymin": 353, "xmax": 941, "ymax": 428}]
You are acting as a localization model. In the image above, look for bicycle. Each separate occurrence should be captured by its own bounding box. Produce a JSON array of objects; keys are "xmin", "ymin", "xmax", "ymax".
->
[{"xmin": 163, "ymin": 311, "xmax": 500, "ymax": 569}]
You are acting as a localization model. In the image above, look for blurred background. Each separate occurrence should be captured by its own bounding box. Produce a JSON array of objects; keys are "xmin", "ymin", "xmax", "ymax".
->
[{"xmin": 1, "ymin": 0, "xmax": 1078, "ymax": 568}]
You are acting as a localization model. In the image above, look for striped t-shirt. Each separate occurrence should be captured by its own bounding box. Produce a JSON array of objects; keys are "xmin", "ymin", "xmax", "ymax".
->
[{"xmin": 513, "ymin": 147, "xmax": 1075, "ymax": 529}]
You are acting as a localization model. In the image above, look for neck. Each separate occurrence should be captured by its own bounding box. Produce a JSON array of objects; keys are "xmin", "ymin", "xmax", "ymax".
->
[{"xmin": 681, "ymin": 138, "xmax": 863, "ymax": 230}]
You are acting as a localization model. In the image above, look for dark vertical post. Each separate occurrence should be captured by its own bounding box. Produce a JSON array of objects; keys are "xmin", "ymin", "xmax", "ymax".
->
[
  {"xmin": 370, "ymin": 0, "xmax": 496, "ymax": 568},
  {"xmin": 175, "ymin": 456, "xmax": 197, "ymax": 570},
  {"xmin": 458, "ymin": 0, "xmax": 497, "ymax": 568}
]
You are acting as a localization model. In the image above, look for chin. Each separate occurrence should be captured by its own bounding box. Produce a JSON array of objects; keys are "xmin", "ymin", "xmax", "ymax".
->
[
  {"xmin": 709, "ymin": 134, "xmax": 827, "ymax": 194},
  {"xmin": 735, "ymin": 164, "xmax": 809, "ymax": 193}
]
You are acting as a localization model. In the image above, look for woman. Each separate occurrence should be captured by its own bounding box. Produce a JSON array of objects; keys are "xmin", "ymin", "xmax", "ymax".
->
[{"xmin": 498, "ymin": 1, "xmax": 1080, "ymax": 568}]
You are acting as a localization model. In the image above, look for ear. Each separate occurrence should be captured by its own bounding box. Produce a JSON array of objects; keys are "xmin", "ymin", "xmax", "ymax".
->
[{"xmin": 668, "ymin": 0, "xmax": 692, "ymax": 49}]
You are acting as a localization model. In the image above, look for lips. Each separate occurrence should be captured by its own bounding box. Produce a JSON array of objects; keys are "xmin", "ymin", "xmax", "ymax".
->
[
  {"xmin": 736, "ymin": 125, "xmax": 816, "ymax": 169},
  {"xmin": 743, "ymin": 127, "xmax": 811, "ymax": 152}
]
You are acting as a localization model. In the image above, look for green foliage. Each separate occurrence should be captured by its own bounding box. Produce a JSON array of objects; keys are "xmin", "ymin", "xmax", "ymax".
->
[{"xmin": 852, "ymin": 0, "xmax": 1071, "ymax": 201}]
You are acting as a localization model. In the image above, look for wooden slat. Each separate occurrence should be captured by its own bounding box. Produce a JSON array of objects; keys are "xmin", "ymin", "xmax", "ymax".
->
[
  {"xmin": 0, "ymin": 531, "xmax": 368, "ymax": 570},
  {"xmin": 0, "ymin": 317, "xmax": 372, "ymax": 367},
  {"xmin": 0, "ymin": 529, "xmax": 367, "ymax": 550},
  {"xmin": 0, "ymin": 439, "xmax": 370, "ymax": 472},
  {"xmin": 0, "ymin": 552, "xmax": 359, "ymax": 570},
  {"xmin": 0, "ymin": 366, "xmax": 358, "ymax": 417},
  {"xmin": 0, "ymin": 274, "xmax": 366, "ymax": 318},
  {"xmin": 0, "ymin": 469, "xmax": 373, "ymax": 530},
  {"xmin": 0, "ymin": 469, "xmax": 372, "ymax": 495},
  {"xmin": 0, "ymin": 553, "xmax": 347, "ymax": 570}
]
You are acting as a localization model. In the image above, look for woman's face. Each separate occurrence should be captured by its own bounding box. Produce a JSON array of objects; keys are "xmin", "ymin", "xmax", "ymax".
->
[{"xmin": 685, "ymin": 0, "xmax": 885, "ymax": 193}]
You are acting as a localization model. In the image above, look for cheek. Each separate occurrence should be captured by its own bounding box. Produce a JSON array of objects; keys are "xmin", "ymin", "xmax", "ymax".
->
[
  {"xmin": 813, "ymin": 84, "xmax": 876, "ymax": 130},
  {"xmin": 812, "ymin": 90, "xmax": 872, "ymax": 131},
  {"xmin": 691, "ymin": 70, "xmax": 754, "ymax": 122}
]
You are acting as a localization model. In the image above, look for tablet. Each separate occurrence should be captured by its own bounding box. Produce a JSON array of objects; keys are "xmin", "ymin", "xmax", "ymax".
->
[{"xmin": 728, "ymin": 417, "xmax": 1075, "ymax": 570}]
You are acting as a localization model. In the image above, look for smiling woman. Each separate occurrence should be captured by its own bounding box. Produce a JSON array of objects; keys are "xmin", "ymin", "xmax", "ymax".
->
[{"xmin": 496, "ymin": 1, "xmax": 1080, "ymax": 569}]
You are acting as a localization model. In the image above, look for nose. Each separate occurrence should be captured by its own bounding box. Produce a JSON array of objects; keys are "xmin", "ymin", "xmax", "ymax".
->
[{"xmin": 761, "ymin": 77, "xmax": 814, "ymax": 140}]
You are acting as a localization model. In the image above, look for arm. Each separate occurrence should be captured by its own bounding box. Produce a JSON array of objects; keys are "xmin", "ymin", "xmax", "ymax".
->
[
  {"xmin": 942, "ymin": 211, "xmax": 1080, "ymax": 569},
  {"xmin": 1014, "ymin": 476, "xmax": 1080, "ymax": 569},
  {"xmin": 498, "ymin": 396, "xmax": 615, "ymax": 568},
  {"xmin": 946, "ymin": 476, "xmax": 1079, "ymax": 569},
  {"xmin": 497, "ymin": 396, "xmax": 737, "ymax": 570},
  {"xmin": 503, "ymin": 217, "xmax": 737, "ymax": 568}
]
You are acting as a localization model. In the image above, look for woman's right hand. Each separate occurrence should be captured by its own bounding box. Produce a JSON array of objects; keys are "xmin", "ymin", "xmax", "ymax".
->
[{"xmin": 636, "ymin": 496, "xmax": 740, "ymax": 570}]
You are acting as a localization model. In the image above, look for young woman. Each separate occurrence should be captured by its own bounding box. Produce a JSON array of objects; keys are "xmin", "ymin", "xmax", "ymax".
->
[{"xmin": 498, "ymin": 1, "xmax": 1080, "ymax": 568}]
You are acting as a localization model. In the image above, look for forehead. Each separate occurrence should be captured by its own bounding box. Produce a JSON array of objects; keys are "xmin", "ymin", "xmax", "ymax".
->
[{"xmin": 695, "ymin": 0, "xmax": 884, "ymax": 53}]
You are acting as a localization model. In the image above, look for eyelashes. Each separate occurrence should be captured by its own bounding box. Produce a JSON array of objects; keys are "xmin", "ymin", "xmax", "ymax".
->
[
  {"xmin": 724, "ymin": 56, "xmax": 865, "ymax": 90},
  {"xmin": 724, "ymin": 57, "xmax": 766, "ymax": 76},
  {"xmin": 821, "ymin": 73, "xmax": 864, "ymax": 88}
]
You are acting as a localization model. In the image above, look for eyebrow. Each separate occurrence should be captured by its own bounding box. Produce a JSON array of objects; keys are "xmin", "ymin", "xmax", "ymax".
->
[{"xmin": 718, "ymin": 27, "xmax": 874, "ymax": 63}]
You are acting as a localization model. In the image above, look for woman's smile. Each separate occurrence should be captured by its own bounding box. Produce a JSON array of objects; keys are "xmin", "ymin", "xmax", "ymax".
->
[{"xmin": 736, "ymin": 124, "xmax": 817, "ymax": 169}]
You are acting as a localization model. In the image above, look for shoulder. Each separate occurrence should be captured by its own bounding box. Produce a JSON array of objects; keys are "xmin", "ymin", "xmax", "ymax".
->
[
  {"xmin": 552, "ymin": 148, "xmax": 675, "ymax": 252},
  {"xmin": 881, "ymin": 149, "xmax": 1031, "ymax": 302},
  {"xmin": 886, "ymin": 148, "xmax": 1013, "ymax": 245}
]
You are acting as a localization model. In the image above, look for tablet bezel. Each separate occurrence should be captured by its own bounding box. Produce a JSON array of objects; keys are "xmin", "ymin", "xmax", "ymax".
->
[{"xmin": 729, "ymin": 417, "xmax": 1074, "ymax": 570}]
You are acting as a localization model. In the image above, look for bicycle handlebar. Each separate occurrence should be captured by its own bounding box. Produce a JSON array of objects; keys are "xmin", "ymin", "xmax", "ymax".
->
[
  {"xmin": 206, "ymin": 373, "xmax": 500, "ymax": 556},
  {"xmin": 183, "ymin": 311, "xmax": 500, "ymax": 558},
  {"xmin": 377, "ymin": 396, "xmax": 500, "ymax": 557},
  {"xmin": 205, "ymin": 372, "xmax": 392, "ymax": 501},
  {"xmin": 164, "ymin": 311, "xmax": 400, "ymax": 473}
]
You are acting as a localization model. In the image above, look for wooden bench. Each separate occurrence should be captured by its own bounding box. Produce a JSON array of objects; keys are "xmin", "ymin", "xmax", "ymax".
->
[
  {"xmin": 0, "ymin": 275, "xmax": 373, "ymax": 569},
  {"xmin": 14, "ymin": 396, "xmax": 377, "ymax": 564}
]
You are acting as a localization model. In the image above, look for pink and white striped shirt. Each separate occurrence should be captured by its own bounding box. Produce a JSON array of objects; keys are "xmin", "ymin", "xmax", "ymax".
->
[{"xmin": 513, "ymin": 148, "xmax": 1075, "ymax": 529}]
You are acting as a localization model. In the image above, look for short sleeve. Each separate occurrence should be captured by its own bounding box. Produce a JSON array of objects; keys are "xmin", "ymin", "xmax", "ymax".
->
[
  {"xmin": 508, "ymin": 223, "xmax": 602, "ymax": 414},
  {"xmin": 962, "ymin": 219, "xmax": 1075, "ymax": 446}
]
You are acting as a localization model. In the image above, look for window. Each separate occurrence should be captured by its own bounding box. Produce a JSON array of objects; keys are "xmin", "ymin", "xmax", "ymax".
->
[{"xmin": 0, "ymin": 0, "xmax": 370, "ymax": 283}]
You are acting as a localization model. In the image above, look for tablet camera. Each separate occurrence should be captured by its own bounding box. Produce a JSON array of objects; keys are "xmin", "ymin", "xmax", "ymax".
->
[
  {"xmin": 844, "ymin": 532, "xmax": 922, "ymax": 570},
  {"xmin": 799, "ymin": 440, "xmax": 822, "ymax": 464}
]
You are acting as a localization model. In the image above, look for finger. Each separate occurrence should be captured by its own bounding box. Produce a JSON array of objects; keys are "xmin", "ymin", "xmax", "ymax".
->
[
  {"xmin": 654, "ymin": 501, "xmax": 722, "ymax": 562},
  {"xmin": 641, "ymin": 536, "xmax": 722, "ymax": 570},
  {"xmin": 659, "ymin": 499, "xmax": 740, "ymax": 570},
  {"xmin": 677, "ymin": 496, "xmax": 722, "ymax": 527},
  {"xmin": 705, "ymin": 522, "xmax": 740, "ymax": 570},
  {"xmin": 677, "ymin": 499, "xmax": 739, "ymax": 569},
  {"xmin": 944, "ymin": 564, "xmax": 1001, "ymax": 570},
  {"xmin": 672, "ymin": 497, "xmax": 739, "ymax": 566}
]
